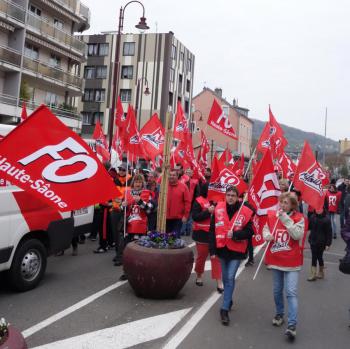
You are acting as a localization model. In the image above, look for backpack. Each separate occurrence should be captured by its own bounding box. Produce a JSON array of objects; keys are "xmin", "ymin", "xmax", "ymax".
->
[{"xmin": 339, "ymin": 251, "xmax": 350, "ymax": 274}]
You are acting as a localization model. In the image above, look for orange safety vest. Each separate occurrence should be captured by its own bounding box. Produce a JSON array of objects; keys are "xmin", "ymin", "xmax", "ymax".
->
[
  {"xmin": 192, "ymin": 196, "xmax": 211, "ymax": 232},
  {"xmin": 265, "ymin": 211, "xmax": 307, "ymax": 268},
  {"xmin": 214, "ymin": 201, "xmax": 253, "ymax": 253}
]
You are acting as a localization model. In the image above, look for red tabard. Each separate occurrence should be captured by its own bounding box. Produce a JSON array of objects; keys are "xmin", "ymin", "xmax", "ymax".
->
[
  {"xmin": 326, "ymin": 191, "xmax": 341, "ymax": 213},
  {"xmin": 214, "ymin": 202, "xmax": 253, "ymax": 253},
  {"xmin": 126, "ymin": 189, "xmax": 151, "ymax": 234},
  {"xmin": 192, "ymin": 196, "xmax": 211, "ymax": 232},
  {"xmin": 265, "ymin": 211, "xmax": 306, "ymax": 268}
]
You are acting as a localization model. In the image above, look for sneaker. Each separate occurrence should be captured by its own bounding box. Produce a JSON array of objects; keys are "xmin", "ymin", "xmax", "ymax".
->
[
  {"xmin": 333, "ymin": 235, "xmax": 337, "ymax": 239},
  {"xmin": 114, "ymin": 260, "xmax": 123, "ymax": 267},
  {"xmin": 245, "ymin": 260, "xmax": 254, "ymax": 267},
  {"xmin": 220, "ymin": 309, "xmax": 230, "ymax": 326},
  {"xmin": 285, "ymin": 325, "xmax": 296, "ymax": 340},
  {"xmin": 272, "ymin": 314, "xmax": 284, "ymax": 327},
  {"xmin": 93, "ymin": 247, "xmax": 107, "ymax": 254},
  {"xmin": 119, "ymin": 274, "xmax": 128, "ymax": 281}
]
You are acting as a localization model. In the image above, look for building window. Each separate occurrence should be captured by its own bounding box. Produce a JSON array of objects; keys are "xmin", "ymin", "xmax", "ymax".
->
[
  {"xmin": 95, "ymin": 89, "xmax": 105, "ymax": 102},
  {"xmin": 83, "ymin": 89, "xmax": 94, "ymax": 102},
  {"xmin": 24, "ymin": 43, "xmax": 39, "ymax": 60},
  {"xmin": 49, "ymin": 54, "xmax": 61, "ymax": 69},
  {"xmin": 120, "ymin": 89, "xmax": 132, "ymax": 102},
  {"xmin": 84, "ymin": 66, "xmax": 95, "ymax": 79},
  {"xmin": 170, "ymin": 68, "xmax": 175, "ymax": 82},
  {"xmin": 29, "ymin": 5, "xmax": 41, "ymax": 16},
  {"xmin": 121, "ymin": 65, "xmax": 133, "ymax": 79},
  {"xmin": 96, "ymin": 66, "xmax": 107, "ymax": 79},
  {"xmin": 180, "ymin": 51, "xmax": 184, "ymax": 61},
  {"xmin": 87, "ymin": 44, "xmax": 98, "ymax": 56},
  {"xmin": 185, "ymin": 100, "xmax": 189, "ymax": 115},
  {"xmin": 123, "ymin": 42, "xmax": 135, "ymax": 56},
  {"xmin": 222, "ymin": 105, "xmax": 229, "ymax": 116},
  {"xmin": 168, "ymin": 92, "xmax": 173, "ymax": 107},
  {"xmin": 178, "ymin": 74, "xmax": 183, "ymax": 87},
  {"xmin": 187, "ymin": 57, "xmax": 192, "ymax": 71},
  {"xmin": 99, "ymin": 43, "xmax": 109, "ymax": 56},
  {"xmin": 171, "ymin": 44, "xmax": 177, "ymax": 59},
  {"xmin": 94, "ymin": 112, "xmax": 104, "ymax": 124},
  {"xmin": 45, "ymin": 92, "xmax": 58, "ymax": 107},
  {"xmin": 186, "ymin": 79, "xmax": 191, "ymax": 93},
  {"xmin": 54, "ymin": 19, "xmax": 64, "ymax": 30},
  {"xmin": 82, "ymin": 112, "xmax": 93, "ymax": 125}
]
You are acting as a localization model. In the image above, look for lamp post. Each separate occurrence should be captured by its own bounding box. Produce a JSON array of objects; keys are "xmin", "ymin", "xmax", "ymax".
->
[
  {"xmin": 108, "ymin": 1, "xmax": 149, "ymax": 150},
  {"xmin": 135, "ymin": 77, "xmax": 150, "ymax": 128}
]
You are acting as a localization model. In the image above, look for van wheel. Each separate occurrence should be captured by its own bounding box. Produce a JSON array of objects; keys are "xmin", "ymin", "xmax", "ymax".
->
[{"xmin": 8, "ymin": 239, "xmax": 47, "ymax": 292}]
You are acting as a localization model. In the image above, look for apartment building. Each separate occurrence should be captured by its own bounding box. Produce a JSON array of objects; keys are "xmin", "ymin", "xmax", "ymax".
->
[
  {"xmin": 0, "ymin": 0, "xmax": 90, "ymax": 132},
  {"xmin": 192, "ymin": 87, "xmax": 253, "ymax": 162},
  {"xmin": 78, "ymin": 31, "xmax": 195, "ymax": 137}
]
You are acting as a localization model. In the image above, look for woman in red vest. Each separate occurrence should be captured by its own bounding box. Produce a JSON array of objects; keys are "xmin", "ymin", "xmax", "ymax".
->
[
  {"xmin": 209, "ymin": 186, "xmax": 254, "ymax": 326},
  {"xmin": 263, "ymin": 192, "xmax": 306, "ymax": 341},
  {"xmin": 192, "ymin": 183, "xmax": 223, "ymax": 292},
  {"xmin": 325, "ymin": 183, "xmax": 342, "ymax": 238}
]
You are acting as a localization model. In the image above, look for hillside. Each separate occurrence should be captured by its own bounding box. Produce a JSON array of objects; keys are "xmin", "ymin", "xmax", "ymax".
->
[{"xmin": 252, "ymin": 118, "xmax": 339, "ymax": 155}]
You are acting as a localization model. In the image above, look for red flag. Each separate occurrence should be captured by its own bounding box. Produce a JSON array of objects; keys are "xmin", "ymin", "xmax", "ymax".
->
[
  {"xmin": 173, "ymin": 101, "xmax": 188, "ymax": 142},
  {"xmin": 207, "ymin": 99, "xmax": 238, "ymax": 140},
  {"xmin": 252, "ymin": 214, "xmax": 267, "ymax": 247},
  {"xmin": 293, "ymin": 142, "xmax": 326, "ymax": 211},
  {"xmin": 269, "ymin": 107, "xmax": 288, "ymax": 158},
  {"xmin": 256, "ymin": 122, "xmax": 271, "ymax": 155},
  {"xmin": 124, "ymin": 106, "xmax": 145, "ymax": 160},
  {"xmin": 218, "ymin": 147, "xmax": 233, "ymax": 168},
  {"xmin": 92, "ymin": 121, "xmax": 110, "ymax": 162},
  {"xmin": 115, "ymin": 96, "xmax": 124, "ymax": 127},
  {"xmin": 0, "ymin": 105, "xmax": 118, "ymax": 211},
  {"xmin": 197, "ymin": 131, "xmax": 210, "ymax": 171},
  {"xmin": 140, "ymin": 113, "xmax": 165, "ymax": 160},
  {"xmin": 21, "ymin": 102, "xmax": 28, "ymax": 122},
  {"xmin": 111, "ymin": 128, "xmax": 123, "ymax": 159},
  {"xmin": 278, "ymin": 152, "xmax": 296, "ymax": 180}
]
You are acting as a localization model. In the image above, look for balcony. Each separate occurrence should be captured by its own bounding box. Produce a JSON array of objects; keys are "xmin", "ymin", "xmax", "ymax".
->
[
  {"xmin": 0, "ymin": 0, "xmax": 25, "ymax": 24},
  {"xmin": 22, "ymin": 56, "xmax": 82, "ymax": 90},
  {"xmin": 0, "ymin": 44, "xmax": 21, "ymax": 68},
  {"xmin": 51, "ymin": 0, "xmax": 78, "ymax": 12},
  {"xmin": 27, "ymin": 12, "xmax": 85, "ymax": 54}
]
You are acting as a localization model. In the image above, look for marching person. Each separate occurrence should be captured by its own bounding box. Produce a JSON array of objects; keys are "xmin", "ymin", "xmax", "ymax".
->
[
  {"xmin": 192, "ymin": 183, "xmax": 223, "ymax": 292},
  {"xmin": 209, "ymin": 186, "xmax": 254, "ymax": 326},
  {"xmin": 263, "ymin": 192, "xmax": 306, "ymax": 341},
  {"xmin": 307, "ymin": 207, "xmax": 332, "ymax": 281},
  {"xmin": 325, "ymin": 183, "xmax": 342, "ymax": 239}
]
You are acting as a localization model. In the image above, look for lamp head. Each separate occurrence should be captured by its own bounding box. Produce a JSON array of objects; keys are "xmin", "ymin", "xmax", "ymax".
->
[{"xmin": 135, "ymin": 17, "xmax": 149, "ymax": 30}]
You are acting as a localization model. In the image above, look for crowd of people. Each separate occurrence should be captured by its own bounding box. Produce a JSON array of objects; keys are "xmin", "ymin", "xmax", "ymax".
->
[{"xmin": 61, "ymin": 163, "xmax": 350, "ymax": 340}]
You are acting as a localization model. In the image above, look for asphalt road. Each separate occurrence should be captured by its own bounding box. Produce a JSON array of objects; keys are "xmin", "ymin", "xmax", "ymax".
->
[{"xmin": 0, "ymin": 231, "xmax": 349, "ymax": 349}]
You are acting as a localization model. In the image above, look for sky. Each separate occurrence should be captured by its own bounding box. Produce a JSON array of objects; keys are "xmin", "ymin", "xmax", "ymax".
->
[{"xmin": 82, "ymin": 0, "xmax": 350, "ymax": 141}]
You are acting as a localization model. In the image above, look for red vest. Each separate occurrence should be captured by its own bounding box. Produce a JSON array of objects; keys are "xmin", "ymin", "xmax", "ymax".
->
[
  {"xmin": 214, "ymin": 202, "xmax": 253, "ymax": 253},
  {"xmin": 192, "ymin": 196, "xmax": 211, "ymax": 232},
  {"xmin": 265, "ymin": 211, "xmax": 306, "ymax": 268},
  {"xmin": 126, "ymin": 189, "xmax": 151, "ymax": 234},
  {"xmin": 326, "ymin": 191, "xmax": 341, "ymax": 213}
]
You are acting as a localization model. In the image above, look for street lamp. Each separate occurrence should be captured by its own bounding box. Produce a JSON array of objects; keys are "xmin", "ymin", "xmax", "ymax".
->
[
  {"xmin": 108, "ymin": 1, "xmax": 149, "ymax": 150},
  {"xmin": 135, "ymin": 77, "xmax": 151, "ymax": 128}
]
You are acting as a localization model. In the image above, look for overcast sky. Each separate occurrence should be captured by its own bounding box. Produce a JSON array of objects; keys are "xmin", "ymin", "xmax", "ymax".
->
[{"xmin": 82, "ymin": 0, "xmax": 350, "ymax": 141}]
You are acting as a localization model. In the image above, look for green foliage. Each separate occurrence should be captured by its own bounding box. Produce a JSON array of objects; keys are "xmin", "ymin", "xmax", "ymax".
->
[
  {"xmin": 19, "ymin": 80, "xmax": 30, "ymax": 101},
  {"xmin": 340, "ymin": 165, "xmax": 349, "ymax": 177}
]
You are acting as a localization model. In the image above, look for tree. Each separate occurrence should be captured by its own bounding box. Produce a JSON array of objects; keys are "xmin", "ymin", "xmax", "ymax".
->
[
  {"xmin": 340, "ymin": 164, "xmax": 349, "ymax": 178},
  {"xmin": 20, "ymin": 80, "xmax": 30, "ymax": 101}
]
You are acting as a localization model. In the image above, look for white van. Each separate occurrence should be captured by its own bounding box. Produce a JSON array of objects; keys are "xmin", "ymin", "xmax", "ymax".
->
[{"xmin": 0, "ymin": 124, "xmax": 94, "ymax": 291}]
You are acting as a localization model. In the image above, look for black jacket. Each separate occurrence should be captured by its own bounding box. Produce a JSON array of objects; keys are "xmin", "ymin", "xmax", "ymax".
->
[
  {"xmin": 308, "ymin": 212, "xmax": 332, "ymax": 247},
  {"xmin": 209, "ymin": 201, "xmax": 254, "ymax": 260},
  {"xmin": 192, "ymin": 199, "xmax": 212, "ymax": 243}
]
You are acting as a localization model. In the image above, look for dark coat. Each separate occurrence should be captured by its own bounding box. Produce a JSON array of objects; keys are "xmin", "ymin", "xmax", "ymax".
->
[
  {"xmin": 192, "ymin": 199, "xmax": 212, "ymax": 243},
  {"xmin": 308, "ymin": 212, "xmax": 332, "ymax": 247}
]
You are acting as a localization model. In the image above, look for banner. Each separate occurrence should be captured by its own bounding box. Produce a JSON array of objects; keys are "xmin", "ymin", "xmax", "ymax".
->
[{"xmin": 0, "ymin": 105, "xmax": 118, "ymax": 211}]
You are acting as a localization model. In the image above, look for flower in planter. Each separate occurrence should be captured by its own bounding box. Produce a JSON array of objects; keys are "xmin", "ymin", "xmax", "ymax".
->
[
  {"xmin": 0, "ymin": 317, "xmax": 9, "ymax": 344},
  {"xmin": 137, "ymin": 232, "xmax": 186, "ymax": 249}
]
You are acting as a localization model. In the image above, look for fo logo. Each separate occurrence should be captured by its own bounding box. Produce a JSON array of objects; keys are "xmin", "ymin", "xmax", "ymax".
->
[
  {"xmin": 219, "ymin": 169, "xmax": 239, "ymax": 186},
  {"xmin": 299, "ymin": 162, "xmax": 326, "ymax": 195},
  {"xmin": 270, "ymin": 229, "xmax": 291, "ymax": 253},
  {"xmin": 234, "ymin": 214, "xmax": 245, "ymax": 227}
]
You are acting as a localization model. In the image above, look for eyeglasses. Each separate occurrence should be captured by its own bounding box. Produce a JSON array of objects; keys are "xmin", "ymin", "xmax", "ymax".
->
[{"xmin": 118, "ymin": 168, "xmax": 126, "ymax": 171}]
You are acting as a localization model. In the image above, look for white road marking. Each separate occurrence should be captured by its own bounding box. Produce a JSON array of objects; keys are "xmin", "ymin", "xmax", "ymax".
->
[
  {"xmin": 163, "ymin": 244, "xmax": 265, "ymax": 348},
  {"xmin": 22, "ymin": 281, "xmax": 127, "ymax": 339},
  {"xmin": 324, "ymin": 251, "xmax": 344, "ymax": 257},
  {"xmin": 31, "ymin": 308, "xmax": 192, "ymax": 349}
]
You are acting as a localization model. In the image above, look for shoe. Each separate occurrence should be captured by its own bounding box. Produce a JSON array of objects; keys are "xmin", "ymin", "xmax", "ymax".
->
[
  {"xmin": 333, "ymin": 235, "xmax": 337, "ymax": 239},
  {"xmin": 112, "ymin": 256, "xmax": 117, "ymax": 262},
  {"xmin": 55, "ymin": 251, "xmax": 64, "ymax": 257},
  {"xmin": 195, "ymin": 279, "xmax": 203, "ymax": 286},
  {"xmin": 285, "ymin": 325, "xmax": 296, "ymax": 340},
  {"xmin": 72, "ymin": 249, "xmax": 78, "ymax": 256},
  {"xmin": 316, "ymin": 266, "xmax": 324, "ymax": 279},
  {"xmin": 307, "ymin": 266, "xmax": 317, "ymax": 281},
  {"xmin": 217, "ymin": 287, "xmax": 224, "ymax": 294},
  {"xmin": 93, "ymin": 247, "xmax": 107, "ymax": 254},
  {"xmin": 272, "ymin": 314, "xmax": 284, "ymax": 327},
  {"xmin": 229, "ymin": 300, "xmax": 233, "ymax": 311},
  {"xmin": 245, "ymin": 260, "xmax": 254, "ymax": 267},
  {"xmin": 78, "ymin": 239, "xmax": 85, "ymax": 244},
  {"xmin": 220, "ymin": 309, "xmax": 230, "ymax": 326},
  {"xmin": 114, "ymin": 260, "xmax": 123, "ymax": 266},
  {"xmin": 119, "ymin": 274, "xmax": 128, "ymax": 281}
]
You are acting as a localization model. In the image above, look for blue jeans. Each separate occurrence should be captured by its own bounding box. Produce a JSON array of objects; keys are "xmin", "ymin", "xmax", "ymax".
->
[
  {"xmin": 272, "ymin": 269, "xmax": 299, "ymax": 327},
  {"xmin": 330, "ymin": 213, "xmax": 338, "ymax": 236},
  {"xmin": 181, "ymin": 215, "xmax": 193, "ymax": 236},
  {"xmin": 220, "ymin": 259, "xmax": 241, "ymax": 311}
]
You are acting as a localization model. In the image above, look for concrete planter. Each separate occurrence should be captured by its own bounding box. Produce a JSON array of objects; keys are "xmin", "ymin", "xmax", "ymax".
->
[
  {"xmin": 123, "ymin": 241, "xmax": 194, "ymax": 299},
  {"xmin": 0, "ymin": 325, "xmax": 27, "ymax": 349}
]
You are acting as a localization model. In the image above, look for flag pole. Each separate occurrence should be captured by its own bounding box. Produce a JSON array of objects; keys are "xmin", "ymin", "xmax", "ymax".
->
[
  {"xmin": 244, "ymin": 146, "xmax": 257, "ymax": 179},
  {"xmin": 123, "ymin": 151, "xmax": 129, "ymax": 238}
]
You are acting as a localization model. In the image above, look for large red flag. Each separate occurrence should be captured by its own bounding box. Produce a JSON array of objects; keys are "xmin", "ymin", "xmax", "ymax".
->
[
  {"xmin": 92, "ymin": 121, "xmax": 110, "ymax": 162},
  {"xmin": 278, "ymin": 152, "xmax": 296, "ymax": 180},
  {"xmin": 0, "ymin": 105, "xmax": 118, "ymax": 211},
  {"xmin": 207, "ymin": 99, "xmax": 238, "ymax": 140},
  {"xmin": 21, "ymin": 102, "xmax": 28, "ymax": 122},
  {"xmin": 115, "ymin": 96, "xmax": 124, "ymax": 127},
  {"xmin": 293, "ymin": 141, "xmax": 326, "ymax": 211},
  {"xmin": 269, "ymin": 107, "xmax": 288, "ymax": 158},
  {"xmin": 173, "ymin": 101, "xmax": 188, "ymax": 142},
  {"xmin": 140, "ymin": 113, "xmax": 165, "ymax": 160},
  {"xmin": 197, "ymin": 130, "xmax": 210, "ymax": 171}
]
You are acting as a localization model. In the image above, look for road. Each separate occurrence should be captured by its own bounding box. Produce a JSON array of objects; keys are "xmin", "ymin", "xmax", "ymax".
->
[{"xmin": 0, "ymin": 234, "xmax": 349, "ymax": 349}]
